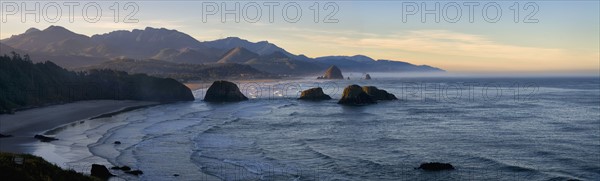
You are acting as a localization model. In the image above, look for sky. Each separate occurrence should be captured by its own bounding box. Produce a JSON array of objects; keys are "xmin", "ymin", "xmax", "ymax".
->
[{"xmin": 0, "ymin": 0, "xmax": 598, "ymax": 74}]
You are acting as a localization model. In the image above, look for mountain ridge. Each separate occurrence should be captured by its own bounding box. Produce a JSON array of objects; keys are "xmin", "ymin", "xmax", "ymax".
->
[
  {"xmin": 1, "ymin": 26, "xmax": 445, "ymax": 74},
  {"xmin": 217, "ymin": 47, "xmax": 260, "ymax": 64}
]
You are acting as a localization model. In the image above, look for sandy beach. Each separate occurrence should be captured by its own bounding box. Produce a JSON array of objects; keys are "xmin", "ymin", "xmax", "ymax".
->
[
  {"xmin": 0, "ymin": 100, "xmax": 224, "ymax": 180},
  {"xmin": 0, "ymin": 100, "xmax": 157, "ymax": 153}
]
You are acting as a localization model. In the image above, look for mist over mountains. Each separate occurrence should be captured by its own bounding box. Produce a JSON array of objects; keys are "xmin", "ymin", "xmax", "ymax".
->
[{"xmin": 1, "ymin": 26, "xmax": 444, "ymax": 78}]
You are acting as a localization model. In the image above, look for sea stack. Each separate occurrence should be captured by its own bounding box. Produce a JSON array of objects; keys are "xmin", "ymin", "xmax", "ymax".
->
[
  {"xmin": 298, "ymin": 87, "xmax": 332, "ymax": 101},
  {"xmin": 321, "ymin": 65, "xmax": 344, "ymax": 79},
  {"xmin": 338, "ymin": 85, "xmax": 376, "ymax": 105},
  {"xmin": 365, "ymin": 74, "xmax": 371, "ymax": 80},
  {"xmin": 204, "ymin": 80, "xmax": 248, "ymax": 102},
  {"xmin": 362, "ymin": 86, "xmax": 397, "ymax": 101}
]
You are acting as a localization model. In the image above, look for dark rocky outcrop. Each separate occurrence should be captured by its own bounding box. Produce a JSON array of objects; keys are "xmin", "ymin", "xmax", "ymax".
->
[
  {"xmin": 320, "ymin": 65, "xmax": 344, "ymax": 79},
  {"xmin": 91, "ymin": 164, "xmax": 114, "ymax": 179},
  {"xmin": 111, "ymin": 166, "xmax": 131, "ymax": 171},
  {"xmin": 0, "ymin": 133, "xmax": 13, "ymax": 138},
  {"xmin": 130, "ymin": 75, "xmax": 195, "ymax": 102},
  {"xmin": 298, "ymin": 87, "xmax": 332, "ymax": 101},
  {"xmin": 125, "ymin": 170, "xmax": 144, "ymax": 176},
  {"xmin": 113, "ymin": 141, "xmax": 121, "ymax": 144},
  {"xmin": 365, "ymin": 74, "xmax": 371, "ymax": 80},
  {"xmin": 362, "ymin": 86, "xmax": 397, "ymax": 101},
  {"xmin": 417, "ymin": 162, "xmax": 455, "ymax": 171},
  {"xmin": 204, "ymin": 81, "xmax": 248, "ymax": 102},
  {"xmin": 34, "ymin": 135, "xmax": 58, "ymax": 142},
  {"xmin": 338, "ymin": 85, "xmax": 376, "ymax": 105}
]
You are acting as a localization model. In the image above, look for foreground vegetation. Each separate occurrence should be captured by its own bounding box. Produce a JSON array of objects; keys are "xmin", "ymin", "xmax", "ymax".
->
[
  {"xmin": 0, "ymin": 53, "xmax": 194, "ymax": 114},
  {"xmin": 0, "ymin": 152, "xmax": 99, "ymax": 181}
]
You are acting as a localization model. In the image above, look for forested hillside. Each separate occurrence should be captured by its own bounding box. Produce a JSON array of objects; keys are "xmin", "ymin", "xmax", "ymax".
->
[
  {"xmin": 81, "ymin": 59, "xmax": 275, "ymax": 81},
  {"xmin": 0, "ymin": 53, "xmax": 194, "ymax": 114}
]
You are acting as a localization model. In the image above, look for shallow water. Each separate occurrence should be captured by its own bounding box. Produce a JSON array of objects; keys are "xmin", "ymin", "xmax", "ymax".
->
[{"xmin": 44, "ymin": 75, "xmax": 600, "ymax": 180}]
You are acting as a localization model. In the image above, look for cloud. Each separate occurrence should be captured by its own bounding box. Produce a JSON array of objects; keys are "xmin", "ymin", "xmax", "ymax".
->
[
  {"xmin": 293, "ymin": 29, "xmax": 566, "ymax": 62},
  {"xmin": 277, "ymin": 28, "xmax": 600, "ymax": 72}
]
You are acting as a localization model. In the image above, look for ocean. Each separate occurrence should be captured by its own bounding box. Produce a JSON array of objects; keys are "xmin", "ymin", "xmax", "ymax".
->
[{"xmin": 39, "ymin": 75, "xmax": 600, "ymax": 180}]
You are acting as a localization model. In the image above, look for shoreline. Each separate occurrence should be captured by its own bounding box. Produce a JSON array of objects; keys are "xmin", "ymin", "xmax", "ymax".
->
[
  {"xmin": 0, "ymin": 100, "xmax": 158, "ymax": 154},
  {"xmin": 0, "ymin": 99, "xmax": 222, "ymax": 180},
  {"xmin": 89, "ymin": 103, "xmax": 162, "ymax": 120}
]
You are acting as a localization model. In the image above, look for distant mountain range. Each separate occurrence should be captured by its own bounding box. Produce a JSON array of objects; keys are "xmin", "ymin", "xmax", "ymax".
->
[
  {"xmin": 314, "ymin": 55, "xmax": 442, "ymax": 72},
  {"xmin": 1, "ymin": 26, "xmax": 444, "ymax": 78}
]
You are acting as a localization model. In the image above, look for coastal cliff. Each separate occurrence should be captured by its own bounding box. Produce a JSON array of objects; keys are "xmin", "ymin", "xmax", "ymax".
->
[{"xmin": 0, "ymin": 54, "xmax": 194, "ymax": 114}]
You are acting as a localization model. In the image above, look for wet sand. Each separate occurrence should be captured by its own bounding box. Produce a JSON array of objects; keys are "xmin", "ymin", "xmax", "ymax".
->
[{"xmin": 0, "ymin": 100, "xmax": 157, "ymax": 153}]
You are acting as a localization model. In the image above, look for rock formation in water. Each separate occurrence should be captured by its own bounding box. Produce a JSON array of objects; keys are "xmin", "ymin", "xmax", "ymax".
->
[
  {"xmin": 338, "ymin": 85, "xmax": 376, "ymax": 105},
  {"xmin": 319, "ymin": 65, "xmax": 344, "ymax": 79},
  {"xmin": 298, "ymin": 87, "xmax": 332, "ymax": 101},
  {"xmin": 204, "ymin": 80, "xmax": 248, "ymax": 102},
  {"xmin": 365, "ymin": 74, "xmax": 371, "ymax": 80},
  {"xmin": 34, "ymin": 135, "xmax": 59, "ymax": 142},
  {"xmin": 125, "ymin": 170, "xmax": 144, "ymax": 176},
  {"xmin": 362, "ymin": 86, "xmax": 397, "ymax": 101},
  {"xmin": 417, "ymin": 162, "xmax": 455, "ymax": 171},
  {"xmin": 111, "ymin": 166, "xmax": 131, "ymax": 171}
]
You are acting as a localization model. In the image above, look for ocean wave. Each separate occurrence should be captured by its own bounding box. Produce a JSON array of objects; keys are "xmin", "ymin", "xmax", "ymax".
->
[
  {"xmin": 406, "ymin": 107, "xmax": 462, "ymax": 115},
  {"xmin": 268, "ymin": 120, "xmax": 309, "ymax": 128},
  {"xmin": 222, "ymin": 159, "xmax": 270, "ymax": 175},
  {"xmin": 277, "ymin": 102, "xmax": 298, "ymax": 109},
  {"xmin": 193, "ymin": 155, "xmax": 302, "ymax": 181},
  {"xmin": 303, "ymin": 145, "xmax": 337, "ymax": 167},
  {"xmin": 464, "ymin": 155, "xmax": 545, "ymax": 178}
]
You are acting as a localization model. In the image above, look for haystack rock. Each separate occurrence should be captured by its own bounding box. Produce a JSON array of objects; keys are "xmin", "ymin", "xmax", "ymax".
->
[
  {"xmin": 321, "ymin": 65, "xmax": 344, "ymax": 79},
  {"xmin": 204, "ymin": 80, "xmax": 248, "ymax": 102},
  {"xmin": 338, "ymin": 85, "xmax": 376, "ymax": 105},
  {"xmin": 365, "ymin": 74, "xmax": 371, "ymax": 80},
  {"xmin": 298, "ymin": 87, "xmax": 332, "ymax": 101},
  {"xmin": 362, "ymin": 86, "xmax": 397, "ymax": 101}
]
